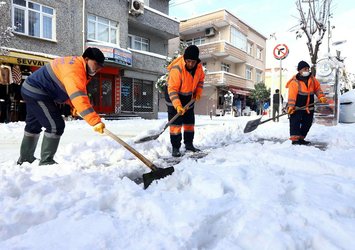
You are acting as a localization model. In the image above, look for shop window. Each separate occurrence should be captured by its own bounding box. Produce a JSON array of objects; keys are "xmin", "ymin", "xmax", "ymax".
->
[
  {"xmin": 87, "ymin": 14, "xmax": 119, "ymax": 45},
  {"xmin": 12, "ymin": 0, "xmax": 55, "ymax": 40},
  {"xmin": 128, "ymin": 35, "xmax": 149, "ymax": 51},
  {"xmin": 133, "ymin": 79, "xmax": 153, "ymax": 112}
]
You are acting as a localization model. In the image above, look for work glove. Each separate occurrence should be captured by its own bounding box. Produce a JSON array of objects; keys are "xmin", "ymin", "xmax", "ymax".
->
[
  {"xmin": 93, "ymin": 122, "xmax": 105, "ymax": 134},
  {"xmin": 319, "ymin": 97, "xmax": 328, "ymax": 104},
  {"xmin": 194, "ymin": 93, "xmax": 202, "ymax": 101},
  {"xmin": 287, "ymin": 107, "xmax": 295, "ymax": 115},
  {"xmin": 71, "ymin": 108, "xmax": 78, "ymax": 117},
  {"xmin": 176, "ymin": 105, "xmax": 186, "ymax": 115}
]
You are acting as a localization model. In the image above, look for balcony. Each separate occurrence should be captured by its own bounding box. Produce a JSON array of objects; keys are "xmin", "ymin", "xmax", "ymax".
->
[
  {"xmin": 180, "ymin": 10, "xmax": 229, "ymax": 35},
  {"xmin": 205, "ymin": 71, "xmax": 254, "ymax": 91},
  {"xmin": 128, "ymin": 7, "xmax": 179, "ymax": 40},
  {"xmin": 199, "ymin": 41, "xmax": 247, "ymax": 63},
  {"xmin": 129, "ymin": 49, "xmax": 167, "ymax": 75}
]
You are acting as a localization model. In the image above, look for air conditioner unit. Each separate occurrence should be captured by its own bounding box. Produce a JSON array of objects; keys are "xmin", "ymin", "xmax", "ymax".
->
[
  {"xmin": 129, "ymin": 0, "xmax": 144, "ymax": 16},
  {"xmin": 205, "ymin": 27, "xmax": 215, "ymax": 37}
]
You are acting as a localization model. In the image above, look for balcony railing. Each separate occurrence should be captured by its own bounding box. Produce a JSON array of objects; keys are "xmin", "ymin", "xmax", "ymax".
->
[
  {"xmin": 199, "ymin": 41, "xmax": 247, "ymax": 63},
  {"xmin": 205, "ymin": 71, "xmax": 254, "ymax": 90}
]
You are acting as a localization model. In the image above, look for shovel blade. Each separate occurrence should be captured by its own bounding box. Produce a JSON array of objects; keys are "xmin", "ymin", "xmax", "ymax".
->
[
  {"xmin": 135, "ymin": 133, "xmax": 161, "ymax": 143},
  {"xmin": 142, "ymin": 166, "xmax": 175, "ymax": 189},
  {"xmin": 243, "ymin": 117, "xmax": 262, "ymax": 133}
]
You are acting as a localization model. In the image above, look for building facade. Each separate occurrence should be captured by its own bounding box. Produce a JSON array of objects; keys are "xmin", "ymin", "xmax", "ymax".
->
[
  {"xmin": 0, "ymin": 0, "xmax": 179, "ymax": 122},
  {"xmin": 169, "ymin": 10, "xmax": 267, "ymax": 116}
]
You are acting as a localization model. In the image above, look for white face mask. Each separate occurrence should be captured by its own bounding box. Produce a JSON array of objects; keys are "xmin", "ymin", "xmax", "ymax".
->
[
  {"xmin": 86, "ymin": 65, "xmax": 96, "ymax": 77},
  {"xmin": 301, "ymin": 71, "xmax": 310, "ymax": 77}
]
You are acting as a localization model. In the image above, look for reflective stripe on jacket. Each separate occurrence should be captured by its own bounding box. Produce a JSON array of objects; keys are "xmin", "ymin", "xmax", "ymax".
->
[
  {"xmin": 286, "ymin": 74, "xmax": 325, "ymax": 113},
  {"xmin": 166, "ymin": 56, "xmax": 204, "ymax": 108},
  {"xmin": 23, "ymin": 56, "xmax": 101, "ymax": 126}
]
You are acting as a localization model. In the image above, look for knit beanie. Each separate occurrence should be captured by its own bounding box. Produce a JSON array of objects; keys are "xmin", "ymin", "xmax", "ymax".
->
[
  {"xmin": 82, "ymin": 47, "xmax": 105, "ymax": 66},
  {"xmin": 183, "ymin": 45, "xmax": 200, "ymax": 61},
  {"xmin": 297, "ymin": 60, "xmax": 310, "ymax": 71}
]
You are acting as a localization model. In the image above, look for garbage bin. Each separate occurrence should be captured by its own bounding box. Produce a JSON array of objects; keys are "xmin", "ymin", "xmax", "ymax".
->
[{"xmin": 339, "ymin": 89, "xmax": 355, "ymax": 123}]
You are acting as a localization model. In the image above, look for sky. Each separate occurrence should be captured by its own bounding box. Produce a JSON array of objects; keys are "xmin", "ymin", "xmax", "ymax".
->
[
  {"xmin": 169, "ymin": 0, "xmax": 355, "ymax": 74},
  {"xmin": 1, "ymin": 104, "xmax": 355, "ymax": 249}
]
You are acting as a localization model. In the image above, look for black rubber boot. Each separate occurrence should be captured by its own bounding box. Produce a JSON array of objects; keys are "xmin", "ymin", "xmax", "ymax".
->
[
  {"xmin": 172, "ymin": 147, "xmax": 181, "ymax": 157},
  {"xmin": 185, "ymin": 143, "xmax": 201, "ymax": 152},
  {"xmin": 39, "ymin": 134, "xmax": 61, "ymax": 165},
  {"xmin": 298, "ymin": 139, "xmax": 311, "ymax": 145},
  {"xmin": 17, "ymin": 133, "xmax": 40, "ymax": 165}
]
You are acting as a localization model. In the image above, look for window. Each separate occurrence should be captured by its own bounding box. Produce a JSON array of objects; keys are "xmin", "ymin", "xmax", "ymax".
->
[
  {"xmin": 221, "ymin": 62, "xmax": 230, "ymax": 72},
  {"xmin": 88, "ymin": 14, "xmax": 118, "ymax": 44},
  {"xmin": 246, "ymin": 66, "xmax": 252, "ymax": 80},
  {"xmin": 256, "ymin": 47, "xmax": 263, "ymax": 60},
  {"xmin": 247, "ymin": 42, "xmax": 253, "ymax": 55},
  {"xmin": 12, "ymin": 0, "xmax": 55, "ymax": 40},
  {"xmin": 231, "ymin": 26, "xmax": 247, "ymax": 52},
  {"xmin": 128, "ymin": 35, "xmax": 149, "ymax": 51},
  {"xmin": 256, "ymin": 70, "xmax": 263, "ymax": 83},
  {"xmin": 133, "ymin": 79, "xmax": 153, "ymax": 112},
  {"xmin": 185, "ymin": 37, "xmax": 205, "ymax": 46}
]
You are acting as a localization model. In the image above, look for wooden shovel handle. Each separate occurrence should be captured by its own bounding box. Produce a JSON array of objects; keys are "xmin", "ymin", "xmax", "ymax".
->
[
  {"xmin": 104, "ymin": 129, "xmax": 156, "ymax": 171},
  {"xmin": 166, "ymin": 99, "xmax": 195, "ymax": 127}
]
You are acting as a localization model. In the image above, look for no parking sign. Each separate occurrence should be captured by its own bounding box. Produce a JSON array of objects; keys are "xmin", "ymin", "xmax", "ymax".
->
[{"xmin": 273, "ymin": 44, "xmax": 289, "ymax": 60}]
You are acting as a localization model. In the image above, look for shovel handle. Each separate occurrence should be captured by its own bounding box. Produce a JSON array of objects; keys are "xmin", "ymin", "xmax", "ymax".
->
[
  {"xmin": 104, "ymin": 128, "xmax": 157, "ymax": 171},
  {"xmin": 166, "ymin": 99, "xmax": 195, "ymax": 127}
]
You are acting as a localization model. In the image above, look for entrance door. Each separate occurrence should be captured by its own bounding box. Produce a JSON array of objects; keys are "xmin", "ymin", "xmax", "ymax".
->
[{"xmin": 87, "ymin": 74, "xmax": 115, "ymax": 113}]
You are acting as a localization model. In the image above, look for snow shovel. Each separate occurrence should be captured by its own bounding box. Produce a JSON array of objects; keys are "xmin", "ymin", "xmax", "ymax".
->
[
  {"xmin": 135, "ymin": 99, "xmax": 195, "ymax": 143},
  {"xmin": 243, "ymin": 103, "xmax": 316, "ymax": 133},
  {"xmin": 104, "ymin": 129, "xmax": 174, "ymax": 189}
]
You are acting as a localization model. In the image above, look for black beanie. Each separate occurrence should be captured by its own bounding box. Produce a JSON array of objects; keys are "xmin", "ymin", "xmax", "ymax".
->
[
  {"xmin": 82, "ymin": 47, "xmax": 105, "ymax": 66},
  {"xmin": 297, "ymin": 60, "xmax": 310, "ymax": 71},
  {"xmin": 183, "ymin": 45, "xmax": 200, "ymax": 61}
]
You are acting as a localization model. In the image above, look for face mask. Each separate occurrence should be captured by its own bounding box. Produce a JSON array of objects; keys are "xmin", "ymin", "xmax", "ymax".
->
[
  {"xmin": 86, "ymin": 65, "xmax": 96, "ymax": 77},
  {"xmin": 301, "ymin": 71, "xmax": 310, "ymax": 77}
]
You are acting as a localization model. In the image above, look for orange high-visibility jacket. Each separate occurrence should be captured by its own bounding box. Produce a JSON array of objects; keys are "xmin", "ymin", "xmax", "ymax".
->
[
  {"xmin": 167, "ymin": 56, "xmax": 204, "ymax": 108},
  {"xmin": 286, "ymin": 74, "xmax": 325, "ymax": 113},
  {"xmin": 49, "ymin": 56, "xmax": 101, "ymax": 126}
]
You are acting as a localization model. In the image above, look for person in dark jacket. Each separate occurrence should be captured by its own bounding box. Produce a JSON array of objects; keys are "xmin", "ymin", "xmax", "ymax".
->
[
  {"xmin": 272, "ymin": 89, "xmax": 283, "ymax": 122},
  {"xmin": 286, "ymin": 60, "xmax": 327, "ymax": 145},
  {"xmin": 17, "ymin": 47, "xmax": 106, "ymax": 165}
]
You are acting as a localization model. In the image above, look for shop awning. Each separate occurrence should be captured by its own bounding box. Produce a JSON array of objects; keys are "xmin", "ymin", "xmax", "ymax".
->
[
  {"xmin": 0, "ymin": 50, "xmax": 55, "ymax": 67},
  {"xmin": 229, "ymin": 86, "xmax": 251, "ymax": 96}
]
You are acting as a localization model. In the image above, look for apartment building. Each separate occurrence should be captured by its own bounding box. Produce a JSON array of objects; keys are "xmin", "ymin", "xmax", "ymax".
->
[
  {"xmin": 0, "ymin": 0, "xmax": 179, "ymax": 122},
  {"xmin": 171, "ymin": 9, "xmax": 267, "ymax": 116}
]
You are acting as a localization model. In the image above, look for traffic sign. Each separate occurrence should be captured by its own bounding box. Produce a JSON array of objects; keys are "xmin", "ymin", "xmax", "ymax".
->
[{"xmin": 273, "ymin": 44, "xmax": 289, "ymax": 60}]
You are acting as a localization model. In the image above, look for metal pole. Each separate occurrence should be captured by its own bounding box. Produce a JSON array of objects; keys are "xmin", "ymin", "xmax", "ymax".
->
[{"xmin": 279, "ymin": 59, "xmax": 282, "ymax": 114}]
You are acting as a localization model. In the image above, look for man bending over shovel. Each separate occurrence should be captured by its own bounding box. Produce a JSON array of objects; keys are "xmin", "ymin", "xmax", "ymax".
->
[{"xmin": 165, "ymin": 45, "xmax": 205, "ymax": 157}]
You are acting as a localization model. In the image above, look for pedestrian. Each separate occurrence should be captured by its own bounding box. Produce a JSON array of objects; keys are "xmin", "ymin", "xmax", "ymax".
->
[
  {"xmin": 286, "ymin": 60, "xmax": 327, "ymax": 145},
  {"xmin": 165, "ymin": 45, "xmax": 205, "ymax": 157},
  {"xmin": 272, "ymin": 89, "xmax": 283, "ymax": 122},
  {"xmin": 17, "ymin": 47, "xmax": 106, "ymax": 165}
]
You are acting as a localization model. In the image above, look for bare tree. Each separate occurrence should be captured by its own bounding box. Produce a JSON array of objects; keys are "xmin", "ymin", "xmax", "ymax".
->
[{"xmin": 293, "ymin": 0, "xmax": 333, "ymax": 74}]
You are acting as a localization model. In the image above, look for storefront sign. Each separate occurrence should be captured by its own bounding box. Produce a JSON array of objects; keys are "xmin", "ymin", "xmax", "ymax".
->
[
  {"xmin": 0, "ymin": 53, "xmax": 51, "ymax": 67},
  {"xmin": 86, "ymin": 43, "xmax": 132, "ymax": 67}
]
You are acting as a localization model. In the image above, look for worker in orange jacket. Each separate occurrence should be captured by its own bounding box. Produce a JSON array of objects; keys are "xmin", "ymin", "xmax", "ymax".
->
[
  {"xmin": 286, "ymin": 60, "xmax": 327, "ymax": 145},
  {"xmin": 165, "ymin": 45, "xmax": 205, "ymax": 157},
  {"xmin": 18, "ymin": 47, "xmax": 106, "ymax": 165}
]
